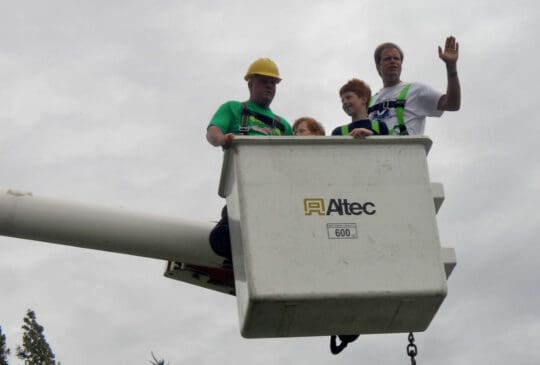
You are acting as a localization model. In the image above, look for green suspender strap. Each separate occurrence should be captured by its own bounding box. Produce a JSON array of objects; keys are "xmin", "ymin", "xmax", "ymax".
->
[
  {"xmin": 340, "ymin": 120, "xmax": 380, "ymax": 136},
  {"xmin": 371, "ymin": 120, "xmax": 380, "ymax": 134},
  {"xmin": 395, "ymin": 83, "xmax": 411, "ymax": 135},
  {"xmin": 368, "ymin": 84, "xmax": 411, "ymax": 135},
  {"xmin": 369, "ymin": 94, "xmax": 377, "ymax": 108}
]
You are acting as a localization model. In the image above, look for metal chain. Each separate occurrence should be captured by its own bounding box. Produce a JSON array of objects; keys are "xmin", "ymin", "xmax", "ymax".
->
[{"xmin": 406, "ymin": 332, "xmax": 418, "ymax": 365}]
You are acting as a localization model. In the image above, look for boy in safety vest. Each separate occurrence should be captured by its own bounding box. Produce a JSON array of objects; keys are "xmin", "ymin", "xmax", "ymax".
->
[
  {"xmin": 332, "ymin": 78, "xmax": 389, "ymax": 138},
  {"xmin": 329, "ymin": 78, "xmax": 388, "ymax": 354}
]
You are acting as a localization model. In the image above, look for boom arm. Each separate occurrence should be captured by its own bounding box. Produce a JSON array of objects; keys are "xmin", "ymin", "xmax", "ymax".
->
[{"xmin": 0, "ymin": 188, "xmax": 223, "ymax": 268}]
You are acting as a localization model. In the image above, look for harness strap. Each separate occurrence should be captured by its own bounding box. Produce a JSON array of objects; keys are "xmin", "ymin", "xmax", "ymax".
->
[
  {"xmin": 368, "ymin": 93, "xmax": 377, "ymax": 108},
  {"xmin": 240, "ymin": 102, "xmax": 250, "ymax": 135},
  {"xmin": 340, "ymin": 120, "xmax": 381, "ymax": 135},
  {"xmin": 368, "ymin": 99, "xmax": 406, "ymax": 113},
  {"xmin": 371, "ymin": 120, "xmax": 381, "ymax": 135},
  {"xmin": 240, "ymin": 102, "xmax": 285, "ymax": 135},
  {"xmin": 395, "ymin": 83, "xmax": 411, "ymax": 135},
  {"xmin": 367, "ymin": 84, "xmax": 411, "ymax": 135}
]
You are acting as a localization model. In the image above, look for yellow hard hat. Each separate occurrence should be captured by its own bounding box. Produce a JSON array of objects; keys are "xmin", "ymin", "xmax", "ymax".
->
[{"xmin": 244, "ymin": 58, "xmax": 281, "ymax": 81}]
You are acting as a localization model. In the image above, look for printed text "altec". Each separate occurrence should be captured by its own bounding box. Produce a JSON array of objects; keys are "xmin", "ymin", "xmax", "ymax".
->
[{"xmin": 326, "ymin": 199, "xmax": 376, "ymax": 215}]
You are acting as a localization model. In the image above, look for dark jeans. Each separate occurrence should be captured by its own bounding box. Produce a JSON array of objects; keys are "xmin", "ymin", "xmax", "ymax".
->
[{"xmin": 209, "ymin": 206, "xmax": 232, "ymax": 261}]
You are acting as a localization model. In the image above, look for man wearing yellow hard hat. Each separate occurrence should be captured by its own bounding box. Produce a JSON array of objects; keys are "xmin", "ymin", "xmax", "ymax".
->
[
  {"xmin": 206, "ymin": 58, "xmax": 292, "ymax": 149},
  {"xmin": 206, "ymin": 58, "xmax": 292, "ymax": 263}
]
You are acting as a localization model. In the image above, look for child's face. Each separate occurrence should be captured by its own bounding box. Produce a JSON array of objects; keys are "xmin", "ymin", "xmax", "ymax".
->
[
  {"xmin": 341, "ymin": 91, "xmax": 366, "ymax": 117},
  {"xmin": 294, "ymin": 121, "xmax": 312, "ymax": 136}
]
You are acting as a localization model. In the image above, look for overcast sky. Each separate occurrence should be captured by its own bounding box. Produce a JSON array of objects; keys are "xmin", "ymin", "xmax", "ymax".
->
[{"xmin": 0, "ymin": 1, "xmax": 539, "ymax": 364}]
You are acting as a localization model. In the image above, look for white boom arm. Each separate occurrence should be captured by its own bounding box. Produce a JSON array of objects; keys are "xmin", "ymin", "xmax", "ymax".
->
[{"xmin": 0, "ymin": 188, "xmax": 222, "ymax": 268}]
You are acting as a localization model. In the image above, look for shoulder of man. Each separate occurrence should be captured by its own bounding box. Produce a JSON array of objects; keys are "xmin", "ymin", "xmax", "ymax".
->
[
  {"xmin": 208, "ymin": 100, "xmax": 243, "ymax": 132},
  {"xmin": 371, "ymin": 82, "xmax": 435, "ymax": 105},
  {"xmin": 277, "ymin": 115, "xmax": 293, "ymax": 135},
  {"xmin": 400, "ymin": 82, "xmax": 443, "ymax": 113},
  {"xmin": 221, "ymin": 100, "xmax": 243, "ymax": 110},
  {"xmin": 210, "ymin": 100, "xmax": 243, "ymax": 115},
  {"xmin": 402, "ymin": 82, "xmax": 442, "ymax": 99}
]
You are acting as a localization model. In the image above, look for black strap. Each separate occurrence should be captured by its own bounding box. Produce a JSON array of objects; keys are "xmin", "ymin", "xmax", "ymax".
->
[
  {"xmin": 367, "ymin": 99, "xmax": 406, "ymax": 114},
  {"xmin": 240, "ymin": 102, "xmax": 285, "ymax": 135},
  {"xmin": 395, "ymin": 123, "xmax": 409, "ymax": 136},
  {"xmin": 240, "ymin": 103, "xmax": 250, "ymax": 135}
]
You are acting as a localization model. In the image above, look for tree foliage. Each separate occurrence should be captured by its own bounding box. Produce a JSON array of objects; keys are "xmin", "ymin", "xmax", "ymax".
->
[
  {"xmin": 150, "ymin": 352, "xmax": 169, "ymax": 365},
  {"xmin": 0, "ymin": 326, "xmax": 10, "ymax": 365},
  {"xmin": 16, "ymin": 310, "xmax": 56, "ymax": 365}
]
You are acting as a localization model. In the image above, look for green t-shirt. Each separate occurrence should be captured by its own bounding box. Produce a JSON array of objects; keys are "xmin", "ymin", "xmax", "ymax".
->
[{"xmin": 208, "ymin": 101, "xmax": 293, "ymax": 136}]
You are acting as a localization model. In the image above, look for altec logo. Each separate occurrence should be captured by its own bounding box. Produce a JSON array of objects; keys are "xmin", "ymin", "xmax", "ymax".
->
[{"xmin": 304, "ymin": 198, "xmax": 376, "ymax": 216}]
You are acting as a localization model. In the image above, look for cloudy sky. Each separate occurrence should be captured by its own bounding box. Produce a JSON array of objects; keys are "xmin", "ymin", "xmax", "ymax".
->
[{"xmin": 0, "ymin": 0, "xmax": 538, "ymax": 364}]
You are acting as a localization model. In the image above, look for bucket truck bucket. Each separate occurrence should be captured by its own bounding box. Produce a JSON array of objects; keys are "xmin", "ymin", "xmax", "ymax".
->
[{"xmin": 218, "ymin": 136, "xmax": 456, "ymax": 338}]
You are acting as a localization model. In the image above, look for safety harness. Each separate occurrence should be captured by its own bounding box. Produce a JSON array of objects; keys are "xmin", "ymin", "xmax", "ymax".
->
[
  {"xmin": 368, "ymin": 83, "xmax": 411, "ymax": 135},
  {"xmin": 239, "ymin": 102, "xmax": 286, "ymax": 135},
  {"xmin": 340, "ymin": 120, "xmax": 381, "ymax": 136}
]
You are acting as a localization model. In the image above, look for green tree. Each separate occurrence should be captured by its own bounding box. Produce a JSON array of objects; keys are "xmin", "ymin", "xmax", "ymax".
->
[
  {"xmin": 0, "ymin": 325, "xmax": 10, "ymax": 365},
  {"xmin": 150, "ymin": 352, "xmax": 169, "ymax": 365},
  {"xmin": 16, "ymin": 310, "xmax": 56, "ymax": 365}
]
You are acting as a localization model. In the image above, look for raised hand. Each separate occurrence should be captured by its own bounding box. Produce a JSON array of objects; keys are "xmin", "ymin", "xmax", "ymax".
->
[{"xmin": 438, "ymin": 36, "xmax": 459, "ymax": 66}]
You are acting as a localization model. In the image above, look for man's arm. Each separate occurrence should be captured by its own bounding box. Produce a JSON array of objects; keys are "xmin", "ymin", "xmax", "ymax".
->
[
  {"xmin": 437, "ymin": 36, "xmax": 461, "ymax": 111},
  {"xmin": 206, "ymin": 125, "xmax": 234, "ymax": 148}
]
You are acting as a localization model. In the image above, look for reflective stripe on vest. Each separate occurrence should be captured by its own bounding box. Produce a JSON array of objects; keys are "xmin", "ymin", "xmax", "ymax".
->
[
  {"xmin": 340, "ymin": 120, "xmax": 380, "ymax": 135},
  {"xmin": 395, "ymin": 84, "xmax": 411, "ymax": 135}
]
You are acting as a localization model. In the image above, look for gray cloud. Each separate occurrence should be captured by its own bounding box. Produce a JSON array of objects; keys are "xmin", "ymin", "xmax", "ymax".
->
[{"xmin": 1, "ymin": 0, "xmax": 539, "ymax": 364}]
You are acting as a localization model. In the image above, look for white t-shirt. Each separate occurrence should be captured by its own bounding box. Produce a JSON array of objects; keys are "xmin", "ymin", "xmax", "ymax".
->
[{"xmin": 368, "ymin": 82, "xmax": 444, "ymax": 135}]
